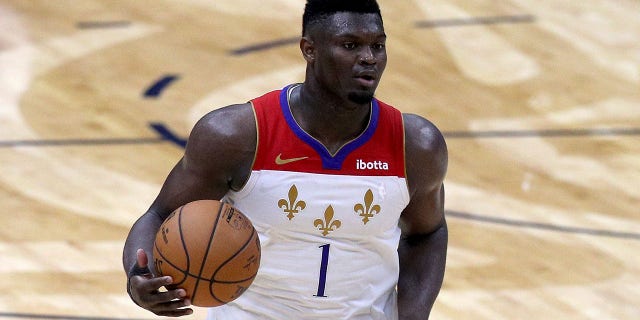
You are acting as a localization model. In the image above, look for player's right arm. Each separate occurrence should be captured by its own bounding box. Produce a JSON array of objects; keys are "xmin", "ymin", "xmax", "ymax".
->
[{"xmin": 122, "ymin": 103, "xmax": 256, "ymax": 316}]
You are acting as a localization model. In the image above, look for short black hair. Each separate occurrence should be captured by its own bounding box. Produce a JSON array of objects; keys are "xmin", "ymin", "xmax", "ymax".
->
[{"xmin": 302, "ymin": 0, "xmax": 382, "ymax": 36}]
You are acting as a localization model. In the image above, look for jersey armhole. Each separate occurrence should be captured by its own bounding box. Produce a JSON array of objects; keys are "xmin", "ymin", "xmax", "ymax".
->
[
  {"xmin": 229, "ymin": 102, "xmax": 259, "ymax": 193},
  {"xmin": 400, "ymin": 114, "xmax": 410, "ymax": 194}
]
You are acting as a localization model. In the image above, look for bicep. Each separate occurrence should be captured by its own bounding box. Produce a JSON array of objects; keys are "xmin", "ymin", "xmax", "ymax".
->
[
  {"xmin": 147, "ymin": 156, "xmax": 230, "ymax": 220},
  {"xmin": 148, "ymin": 104, "xmax": 256, "ymax": 218},
  {"xmin": 400, "ymin": 114, "xmax": 448, "ymax": 236},
  {"xmin": 400, "ymin": 182, "xmax": 446, "ymax": 237}
]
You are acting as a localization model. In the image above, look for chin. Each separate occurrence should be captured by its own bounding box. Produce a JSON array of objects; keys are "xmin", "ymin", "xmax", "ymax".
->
[{"xmin": 347, "ymin": 91, "xmax": 375, "ymax": 105}]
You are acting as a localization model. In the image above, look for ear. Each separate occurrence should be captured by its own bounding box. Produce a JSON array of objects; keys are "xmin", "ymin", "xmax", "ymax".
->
[{"xmin": 300, "ymin": 37, "xmax": 315, "ymax": 62}]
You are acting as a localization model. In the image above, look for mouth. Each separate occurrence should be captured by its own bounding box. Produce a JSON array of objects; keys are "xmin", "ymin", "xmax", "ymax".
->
[{"xmin": 354, "ymin": 72, "xmax": 378, "ymax": 87}]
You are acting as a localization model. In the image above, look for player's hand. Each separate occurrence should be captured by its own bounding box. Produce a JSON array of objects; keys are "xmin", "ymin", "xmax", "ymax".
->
[{"xmin": 127, "ymin": 249, "xmax": 193, "ymax": 317}]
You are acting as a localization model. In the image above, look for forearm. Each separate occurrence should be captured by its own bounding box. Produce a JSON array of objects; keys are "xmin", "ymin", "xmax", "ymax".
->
[
  {"xmin": 397, "ymin": 222, "xmax": 448, "ymax": 320},
  {"xmin": 122, "ymin": 210, "xmax": 164, "ymax": 275}
]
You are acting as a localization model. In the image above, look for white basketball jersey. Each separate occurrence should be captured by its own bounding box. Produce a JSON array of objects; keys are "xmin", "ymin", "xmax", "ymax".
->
[{"xmin": 207, "ymin": 84, "xmax": 410, "ymax": 319}]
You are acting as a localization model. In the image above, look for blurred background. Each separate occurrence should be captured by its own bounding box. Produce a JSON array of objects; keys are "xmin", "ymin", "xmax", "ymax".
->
[{"xmin": 1, "ymin": 0, "xmax": 639, "ymax": 319}]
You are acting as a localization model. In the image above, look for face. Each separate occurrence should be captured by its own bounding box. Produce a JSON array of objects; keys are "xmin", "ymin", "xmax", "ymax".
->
[{"xmin": 304, "ymin": 12, "xmax": 387, "ymax": 105}]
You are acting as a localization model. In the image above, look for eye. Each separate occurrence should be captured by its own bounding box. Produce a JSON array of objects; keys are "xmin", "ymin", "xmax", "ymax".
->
[
  {"xmin": 343, "ymin": 42, "xmax": 357, "ymax": 50},
  {"xmin": 373, "ymin": 42, "xmax": 385, "ymax": 50}
]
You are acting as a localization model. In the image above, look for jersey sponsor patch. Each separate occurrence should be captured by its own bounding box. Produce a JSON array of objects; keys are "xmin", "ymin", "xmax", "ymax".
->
[{"xmin": 356, "ymin": 159, "xmax": 389, "ymax": 171}]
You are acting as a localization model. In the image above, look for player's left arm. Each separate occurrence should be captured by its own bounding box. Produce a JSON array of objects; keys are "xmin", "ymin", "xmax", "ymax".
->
[{"xmin": 397, "ymin": 113, "xmax": 448, "ymax": 320}]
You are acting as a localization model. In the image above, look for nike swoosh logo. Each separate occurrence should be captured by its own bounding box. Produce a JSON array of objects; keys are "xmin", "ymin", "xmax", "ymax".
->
[{"xmin": 275, "ymin": 153, "xmax": 309, "ymax": 165}]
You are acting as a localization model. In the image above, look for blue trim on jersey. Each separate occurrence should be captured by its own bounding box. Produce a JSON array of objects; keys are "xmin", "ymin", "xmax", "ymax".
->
[{"xmin": 279, "ymin": 84, "xmax": 380, "ymax": 170}]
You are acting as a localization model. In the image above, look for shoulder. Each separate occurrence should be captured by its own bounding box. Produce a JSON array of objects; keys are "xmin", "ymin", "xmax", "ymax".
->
[
  {"xmin": 183, "ymin": 103, "xmax": 256, "ymax": 189},
  {"xmin": 402, "ymin": 113, "xmax": 447, "ymax": 155},
  {"xmin": 186, "ymin": 102, "xmax": 256, "ymax": 153},
  {"xmin": 402, "ymin": 113, "xmax": 448, "ymax": 191}
]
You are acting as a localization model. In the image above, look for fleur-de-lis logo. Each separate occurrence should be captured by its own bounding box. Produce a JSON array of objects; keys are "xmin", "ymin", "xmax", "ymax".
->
[
  {"xmin": 314, "ymin": 205, "xmax": 342, "ymax": 236},
  {"xmin": 278, "ymin": 184, "xmax": 306, "ymax": 220},
  {"xmin": 354, "ymin": 189, "xmax": 381, "ymax": 224}
]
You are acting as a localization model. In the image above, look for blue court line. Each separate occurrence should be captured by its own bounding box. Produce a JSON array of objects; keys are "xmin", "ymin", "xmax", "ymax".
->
[
  {"xmin": 443, "ymin": 127, "xmax": 640, "ymax": 139},
  {"xmin": 143, "ymin": 75, "xmax": 180, "ymax": 98},
  {"xmin": 0, "ymin": 124, "xmax": 186, "ymax": 148},
  {"xmin": 229, "ymin": 36, "xmax": 299, "ymax": 56},
  {"xmin": 0, "ymin": 126, "xmax": 637, "ymax": 148},
  {"xmin": 149, "ymin": 123, "xmax": 187, "ymax": 147},
  {"xmin": 446, "ymin": 210, "xmax": 640, "ymax": 241},
  {"xmin": 76, "ymin": 20, "xmax": 131, "ymax": 29},
  {"xmin": 416, "ymin": 14, "xmax": 536, "ymax": 28},
  {"xmin": 0, "ymin": 137, "xmax": 163, "ymax": 148},
  {"xmin": 229, "ymin": 15, "xmax": 536, "ymax": 55},
  {"xmin": 0, "ymin": 312, "xmax": 151, "ymax": 320}
]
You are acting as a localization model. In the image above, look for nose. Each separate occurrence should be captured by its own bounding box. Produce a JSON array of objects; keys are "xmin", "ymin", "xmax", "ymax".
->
[{"xmin": 359, "ymin": 47, "xmax": 376, "ymax": 65}]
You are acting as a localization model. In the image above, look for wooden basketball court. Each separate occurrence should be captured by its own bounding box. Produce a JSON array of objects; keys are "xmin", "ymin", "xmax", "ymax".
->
[{"xmin": 1, "ymin": 0, "xmax": 638, "ymax": 319}]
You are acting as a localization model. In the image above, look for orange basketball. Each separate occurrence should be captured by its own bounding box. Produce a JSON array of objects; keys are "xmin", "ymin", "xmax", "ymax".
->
[{"xmin": 152, "ymin": 200, "xmax": 261, "ymax": 307}]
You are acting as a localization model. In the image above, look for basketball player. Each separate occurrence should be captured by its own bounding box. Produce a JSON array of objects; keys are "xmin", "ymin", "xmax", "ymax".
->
[{"xmin": 123, "ymin": 0, "xmax": 448, "ymax": 319}]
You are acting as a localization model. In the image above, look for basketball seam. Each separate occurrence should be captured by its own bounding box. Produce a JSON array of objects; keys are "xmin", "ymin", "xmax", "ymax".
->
[
  {"xmin": 191, "ymin": 201, "xmax": 225, "ymax": 306},
  {"xmin": 208, "ymin": 227, "xmax": 259, "ymax": 304},
  {"xmin": 156, "ymin": 232, "xmax": 250, "ymax": 283},
  {"xmin": 211, "ymin": 227, "xmax": 259, "ymax": 283},
  {"xmin": 177, "ymin": 205, "xmax": 191, "ymax": 281},
  {"xmin": 154, "ymin": 245, "xmax": 198, "ymax": 281},
  {"xmin": 154, "ymin": 205, "xmax": 192, "ymax": 286}
]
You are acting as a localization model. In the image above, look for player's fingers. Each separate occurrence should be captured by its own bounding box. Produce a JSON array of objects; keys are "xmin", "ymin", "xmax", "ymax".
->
[
  {"xmin": 130, "ymin": 275, "xmax": 173, "ymax": 293},
  {"xmin": 136, "ymin": 248, "xmax": 150, "ymax": 269},
  {"xmin": 129, "ymin": 277, "xmax": 191, "ymax": 314},
  {"xmin": 155, "ymin": 306, "xmax": 194, "ymax": 318},
  {"xmin": 148, "ymin": 294, "xmax": 193, "ymax": 316},
  {"xmin": 149, "ymin": 287, "xmax": 189, "ymax": 305},
  {"xmin": 128, "ymin": 249, "xmax": 152, "ymax": 280}
]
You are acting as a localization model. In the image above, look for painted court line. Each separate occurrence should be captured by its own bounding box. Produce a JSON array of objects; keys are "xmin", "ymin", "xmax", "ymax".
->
[{"xmin": 447, "ymin": 210, "xmax": 640, "ymax": 240}]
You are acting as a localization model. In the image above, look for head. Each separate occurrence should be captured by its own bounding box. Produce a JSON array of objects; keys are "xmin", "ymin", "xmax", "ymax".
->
[{"xmin": 301, "ymin": 0, "xmax": 387, "ymax": 105}]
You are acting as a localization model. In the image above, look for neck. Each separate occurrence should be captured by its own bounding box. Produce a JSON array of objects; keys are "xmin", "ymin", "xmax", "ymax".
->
[{"xmin": 289, "ymin": 83, "xmax": 372, "ymax": 154}]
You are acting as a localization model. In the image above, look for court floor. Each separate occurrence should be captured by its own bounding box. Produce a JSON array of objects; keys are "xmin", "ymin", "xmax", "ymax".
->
[{"xmin": 1, "ymin": 0, "xmax": 639, "ymax": 319}]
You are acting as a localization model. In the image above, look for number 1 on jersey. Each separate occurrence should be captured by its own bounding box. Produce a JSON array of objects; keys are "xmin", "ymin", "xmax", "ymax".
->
[{"xmin": 315, "ymin": 244, "xmax": 330, "ymax": 297}]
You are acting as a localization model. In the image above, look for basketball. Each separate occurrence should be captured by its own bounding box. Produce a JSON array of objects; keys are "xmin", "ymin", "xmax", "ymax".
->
[{"xmin": 152, "ymin": 199, "xmax": 261, "ymax": 307}]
